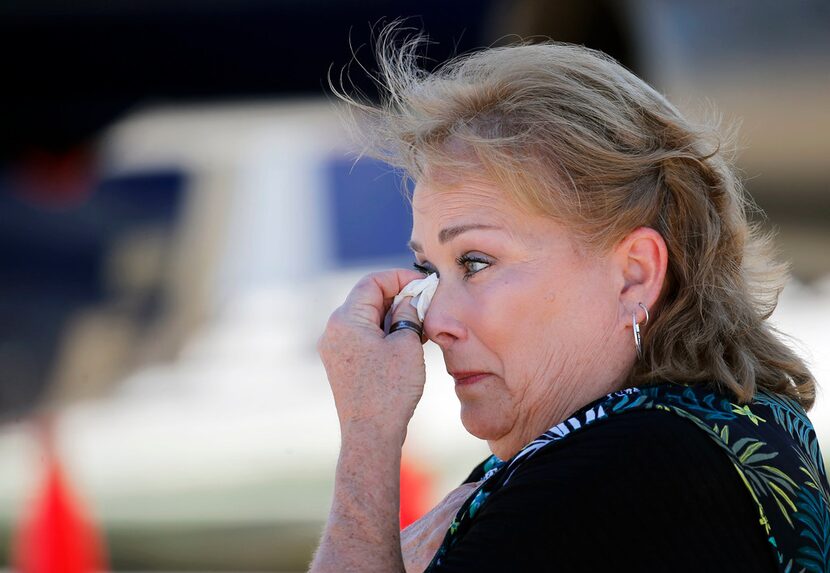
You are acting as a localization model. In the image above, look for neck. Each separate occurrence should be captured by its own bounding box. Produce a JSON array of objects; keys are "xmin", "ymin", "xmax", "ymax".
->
[{"xmin": 488, "ymin": 373, "xmax": 629, "ymax": 460}]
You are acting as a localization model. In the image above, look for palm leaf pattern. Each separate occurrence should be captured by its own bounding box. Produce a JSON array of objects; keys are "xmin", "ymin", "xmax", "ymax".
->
[
  {"xmin": 726, "ymin": 437, "xmax": 799, "ymax": 526},
  {"xmin": 797, "ymin": 449, "xmax": 830, "ymax": 507},
  {"xmin": 646, "ymin": 385, "xmax": 737, "ymax": 421},
  {"xmin": 756, "ymin": 390, "xmax": 827, "ymax": 477},
  {"xmin": 425, "ymin": 382, "xmax": 830, "ymax": 573},
  {"xmin": 794, "ymin": 485, "xmax": 830, "ymax": 572}
]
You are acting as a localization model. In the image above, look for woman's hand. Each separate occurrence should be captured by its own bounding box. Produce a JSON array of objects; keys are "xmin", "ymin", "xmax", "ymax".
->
[
  {"xmin": 317, "ymin": 268, "xmax": 428, "ymax": 441},
  {"xmin": 401, "ymin": 482, "xmax": 481, "ymax": 573},
  {"xmin": 309, "ymin": 269, "xmax": 432, "ymax": 573}
]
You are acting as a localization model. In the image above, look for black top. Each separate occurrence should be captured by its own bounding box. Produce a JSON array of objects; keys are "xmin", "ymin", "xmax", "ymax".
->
[{"xmin": 430, "ymin": 409, "xmax": 778, "ymax": 572}]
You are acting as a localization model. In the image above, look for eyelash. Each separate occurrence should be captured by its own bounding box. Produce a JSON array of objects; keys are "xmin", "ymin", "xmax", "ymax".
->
[{"xmin": 412, "ymin": 254, "xmax": 491, "ymax": 280}]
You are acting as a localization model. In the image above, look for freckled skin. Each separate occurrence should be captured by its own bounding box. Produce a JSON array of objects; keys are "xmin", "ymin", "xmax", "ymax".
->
[{"xmin": 412, "ymin": 177, "xmax": 635, "ymax": 460}]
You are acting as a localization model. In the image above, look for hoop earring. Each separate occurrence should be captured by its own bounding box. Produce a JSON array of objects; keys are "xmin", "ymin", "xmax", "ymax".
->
[{"xmin": 632, "ymin": 302, "xmax": 649, "ymax": 360}]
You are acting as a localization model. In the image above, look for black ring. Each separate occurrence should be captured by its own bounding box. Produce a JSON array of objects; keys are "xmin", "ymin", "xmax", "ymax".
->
[{"xmin": 389, "ymin": 320, "xmax": 423, "ymax": 337}]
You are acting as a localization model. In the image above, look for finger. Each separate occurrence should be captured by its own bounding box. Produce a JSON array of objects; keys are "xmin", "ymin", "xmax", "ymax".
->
[
  {"xmin": 388, "ymin": 295, "xmax": 424, "ymax": 340},
  {"xmin": 391, "ymin": 294, "xmax": 420, "ymax": 323},
  {"xmin": 342, "ymin": 269, "xmax": 425, "ymax": 328}
]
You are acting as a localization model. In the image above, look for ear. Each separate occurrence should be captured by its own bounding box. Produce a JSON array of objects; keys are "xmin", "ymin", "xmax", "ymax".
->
[{"xmin": 612, "ymin": 226, "xmax": 668, "ymax": 325}]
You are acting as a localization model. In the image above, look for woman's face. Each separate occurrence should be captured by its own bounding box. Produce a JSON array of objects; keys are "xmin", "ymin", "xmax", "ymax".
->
[{"xmin": 410, "ymin": 176, "xmax": 632, "ymax": 459}]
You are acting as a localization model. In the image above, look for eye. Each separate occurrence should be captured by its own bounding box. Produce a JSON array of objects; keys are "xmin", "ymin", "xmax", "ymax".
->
[
  {"xmin": 412, "ymin": 261, "xmax": 437, "ymax": 277},
  {"xmin": 456, "ymin": 254, "xmax": 491, "ymax": 278}
]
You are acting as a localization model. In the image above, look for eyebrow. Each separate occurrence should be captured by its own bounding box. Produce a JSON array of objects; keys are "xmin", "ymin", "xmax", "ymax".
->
[{"xmin": 407, "ymin": 224, "xmax": 502, "ymax": 253}]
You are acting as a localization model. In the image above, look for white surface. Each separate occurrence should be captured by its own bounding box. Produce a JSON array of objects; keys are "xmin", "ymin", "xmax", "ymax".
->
[
  {"xmin": 0, "ymin": 272, "xmax": 487, "ymax": 524},
  {"xmin": 0, "ymin": 100, "xmax": 826, "ymax": 528},
  {"xmin": 0, "ymin": 274, "xmax": 827, "ymax": 526}
]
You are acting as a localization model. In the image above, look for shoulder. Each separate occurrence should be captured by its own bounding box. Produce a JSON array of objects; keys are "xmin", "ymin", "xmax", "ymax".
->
[
  {"xmin": 482, "ymin": 408, "xmax": 743, "ymax": 526},
  {"xmin": 503, "ymin": 407, "xmax": 724, "ymax": 487},
  {"xmin": 434, "ymin": 408, "xmax": 776, "ymax": 572}
]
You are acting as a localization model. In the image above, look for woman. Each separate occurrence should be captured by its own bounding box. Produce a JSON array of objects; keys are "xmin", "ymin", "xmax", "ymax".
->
[{"xmin": 310, "ymin": 30, "xmax": 829, "ymax": 573}]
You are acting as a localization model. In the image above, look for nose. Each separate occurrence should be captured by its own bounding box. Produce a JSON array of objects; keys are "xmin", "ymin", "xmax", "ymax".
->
[{"xmin": 422, "ymin": 280, "xmax": 467, "ymax": 349}]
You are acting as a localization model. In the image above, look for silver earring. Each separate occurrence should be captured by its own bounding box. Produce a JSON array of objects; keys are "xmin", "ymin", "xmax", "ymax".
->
[{"xmin": 632, "ymin": 302, "xmax": 649, "ymax": 360}]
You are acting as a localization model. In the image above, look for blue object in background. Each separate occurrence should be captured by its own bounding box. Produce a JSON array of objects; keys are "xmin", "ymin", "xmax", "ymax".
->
[
  {"xmin": 326, "ymin": 157, "xmax": 414, "ymax": 267},
  {"xmin": 0, "ymin": 170, "xmax": 185, "ymax": 419}
]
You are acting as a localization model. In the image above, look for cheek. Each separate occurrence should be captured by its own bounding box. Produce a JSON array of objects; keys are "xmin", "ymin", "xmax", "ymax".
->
[
  {"xmin": 465, "ymin": 278, "xmax": 528, "ymax": 354},
  {"xmin": 529, "ymin": 266, "xmax": 620, "ymax": 370},
  {"xmin": 465, "ymin": 273, "xmax": 547, "ymax": 381},
  {"xmin": 451, "ymin": 280, "xmax": 530, "ymax": 434},
  {"xmin": 473, "ymin": 265, "xmax": 614, "ymax": 383}
]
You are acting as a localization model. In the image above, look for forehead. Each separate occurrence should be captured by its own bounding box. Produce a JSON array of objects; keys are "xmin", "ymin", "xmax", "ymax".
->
[
  {"xmin": 411, "ymin": 177, "xmax": 528, "ymax": 226},
  {"xmin": 409, "ymin": 169, "xmax": 596, "ymax": 263},
  {"xmin": 409, "ymin": 176, "xmax": 582, "ymax": 257}
]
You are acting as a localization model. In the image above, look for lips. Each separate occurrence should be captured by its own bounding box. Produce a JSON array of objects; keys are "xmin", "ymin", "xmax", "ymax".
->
[{"xmin": 449, "ymin": 371, "xmax": 491, "ymax": 385}]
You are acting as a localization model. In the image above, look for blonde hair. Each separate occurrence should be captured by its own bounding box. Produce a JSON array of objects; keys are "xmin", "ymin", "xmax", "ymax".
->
[{"xmin": 333, "ymin": 27, "xmax": 816, "ymax": 409}]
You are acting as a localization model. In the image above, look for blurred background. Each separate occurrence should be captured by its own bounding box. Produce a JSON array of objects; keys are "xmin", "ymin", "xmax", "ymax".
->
[{"xmin": 0, "ymin": 0, "xmax": 828, "ymax": 570}]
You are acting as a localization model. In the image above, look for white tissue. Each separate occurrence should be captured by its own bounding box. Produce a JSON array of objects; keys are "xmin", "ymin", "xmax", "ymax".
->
[
  {"xmin": 395, "ymin": 272, "xmax": 439, "ymax": 321},
  {"xmin": 383, "ymin": 273, "xmax": 439, "ymax": 332}
]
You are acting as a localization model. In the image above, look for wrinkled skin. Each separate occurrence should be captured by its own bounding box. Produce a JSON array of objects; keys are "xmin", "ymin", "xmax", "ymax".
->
[
  {"xmin": 317, "ymin": 269, "xmax": 429, "ymax": 435},
  {"xmin": 410, "ymin": 177, "xmax": 641, "ymax": 459},
  {"xmin": 311, "ymin": 269, "xmax": 431, "ymax": 573},
  {"xmin": 310, "ymin": 175, "xmax": 667, "ymax": 573}
]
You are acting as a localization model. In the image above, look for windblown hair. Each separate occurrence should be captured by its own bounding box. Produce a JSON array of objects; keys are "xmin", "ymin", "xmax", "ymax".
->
[{"xmin": 332, "ymin": 26, "xmax": 816, "ymax": 409}]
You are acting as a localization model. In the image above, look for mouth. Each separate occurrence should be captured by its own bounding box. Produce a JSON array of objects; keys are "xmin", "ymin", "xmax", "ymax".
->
[{"xmin": 449, "ymin": 371, "xmax": 491, "ymax": 386}]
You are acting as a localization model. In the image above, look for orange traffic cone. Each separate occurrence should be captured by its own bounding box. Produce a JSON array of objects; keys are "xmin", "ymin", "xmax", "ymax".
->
[
  {"xmin": 400, "ymin": 455, "xmax": 433, "ymax": 529},
  {"xmin": 13, "ymin": 418, "xmax": 107, "ymax": 573}
]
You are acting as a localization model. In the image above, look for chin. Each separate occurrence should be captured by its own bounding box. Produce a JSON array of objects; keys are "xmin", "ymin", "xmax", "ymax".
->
[{"xmin": 459, "ymin": 402, "xmax": 511, "ymax": 443}]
